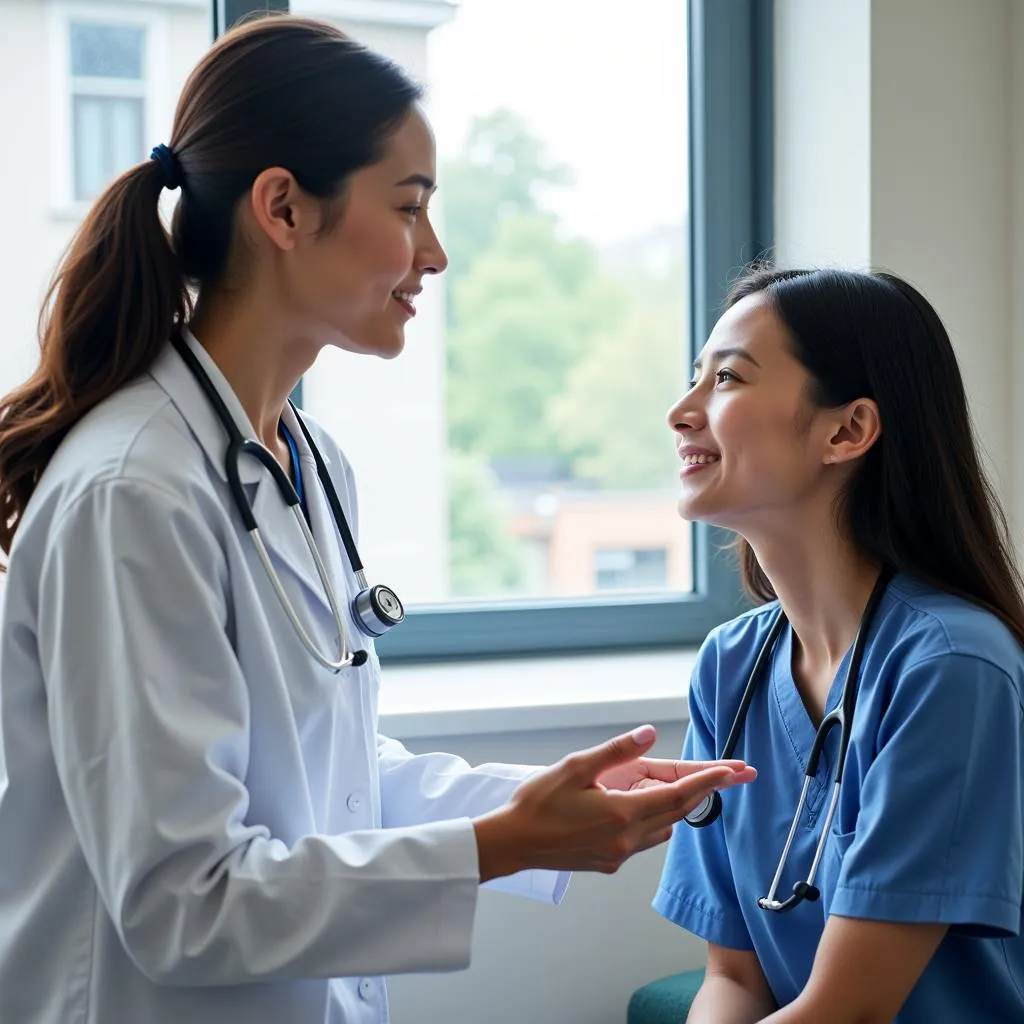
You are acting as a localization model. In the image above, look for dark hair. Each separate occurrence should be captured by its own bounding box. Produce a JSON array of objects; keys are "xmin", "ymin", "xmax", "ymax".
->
[
  {"xmin": 727, "ymin": 266, "xmax": 1024, "ymax": 648},
  {"xmin": 0, "ymin": 14, "xmax": 422, "ymax": 561}
]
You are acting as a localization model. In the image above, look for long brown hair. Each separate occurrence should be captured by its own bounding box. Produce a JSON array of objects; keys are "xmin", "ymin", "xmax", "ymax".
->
[
  {"xmin": 0, "ymin": 15, "xmax": 421, "ymax": 562},
  {"xmin": 726, "ymin": 266, "xmax": 1024, "ymax": 648}
]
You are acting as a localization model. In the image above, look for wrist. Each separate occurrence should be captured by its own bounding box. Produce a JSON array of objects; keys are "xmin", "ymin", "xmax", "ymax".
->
[{"xmin": 473, "ymin": 805, "xmax": 529, "ymax": 883}]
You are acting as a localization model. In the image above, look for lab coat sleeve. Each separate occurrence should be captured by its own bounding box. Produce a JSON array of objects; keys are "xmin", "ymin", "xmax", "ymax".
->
[
  {"xmin": 652, "ymin": 642, "xmax": 756, "ymax": 950},
  {"xmin": 38, "ymin": 478, "xmax": 482, "ymax": 986},
  {"xmin": 376, "ymin": 734, "xmax": 570, "ymax": 904},
  {"xmin": 830, "ymin": 653, "xmax": 1023, "ymax": 936}
]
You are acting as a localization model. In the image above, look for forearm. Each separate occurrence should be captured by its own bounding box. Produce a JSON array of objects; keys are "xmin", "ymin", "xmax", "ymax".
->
[
  {"xmin": 687, "ymin": 975, "xmax": 777, "ymax": 1024},
  {"xmin": 761, "ymin": 996, "xmax": 887, "ymax": 1024}
]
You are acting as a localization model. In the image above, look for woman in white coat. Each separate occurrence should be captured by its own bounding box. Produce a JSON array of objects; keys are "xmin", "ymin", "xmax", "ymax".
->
[{"xmin": 0, "ymin": 15, "xmax": 753, "ymax": 1024}]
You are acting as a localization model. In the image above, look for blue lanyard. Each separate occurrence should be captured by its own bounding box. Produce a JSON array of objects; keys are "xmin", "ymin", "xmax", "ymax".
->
[{"xmin": 279, "ymin": 421, "xmax": 309, "ymax": 523}]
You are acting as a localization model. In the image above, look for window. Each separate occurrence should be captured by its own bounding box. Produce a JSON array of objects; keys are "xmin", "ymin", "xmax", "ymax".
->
[
  {"xmin": 1, "ymin": 0, "xmax": 769, "ymax": 662},
  {"xmin": 70, "ymin": 21, "xmax": 147, "ymax": 201},
  {"xmin": 291, "ymin": 0, "xmax": 772, "ymax": 660},
  {"xmin": 595, "ymin": 549, "xmax": 670, "ymax": 593},
  {"xmin": 296, "ymin": 0, "xmax": 692, "ymax": 618}
]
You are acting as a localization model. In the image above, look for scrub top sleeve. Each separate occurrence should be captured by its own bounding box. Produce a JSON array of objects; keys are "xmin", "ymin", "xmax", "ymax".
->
[
  {"xmin": 831, "ymin": 653, "xmax": 1024, "ymax": 938},
  {"xmin": 653, "ymin": 655, "xmax": 755, "ymax": 951},
  {"xmin": 38, "ymin": 479, "xmax": 481, "ymax": 985}
]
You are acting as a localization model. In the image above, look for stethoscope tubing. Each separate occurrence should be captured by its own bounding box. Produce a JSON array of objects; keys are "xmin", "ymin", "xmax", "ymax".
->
[
  {"xmin": 172, "ymin": 335, "xmax": 374, "ymax": 672},
  {"xmin": 686, "ymin": 565, "xmax": 895, "ymax": 914}
]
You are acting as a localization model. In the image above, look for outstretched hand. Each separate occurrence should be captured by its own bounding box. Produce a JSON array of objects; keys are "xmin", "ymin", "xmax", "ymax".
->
[
  {"xmin": 473, "ymin": 725, "xmax": 756, "ymax": 881},
  {"xmin": 597, "ymin": 728, "xmax": 753, "ymax": 792}
]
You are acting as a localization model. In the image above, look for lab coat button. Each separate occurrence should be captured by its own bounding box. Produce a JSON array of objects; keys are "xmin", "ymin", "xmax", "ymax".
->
[
  {"xmin": 358, "ymin": 978, "xmax": 373, "ymax": 1000},
  {"xmin": 347, "ymin": 791, "xmax": 364, "ymax": 812}
]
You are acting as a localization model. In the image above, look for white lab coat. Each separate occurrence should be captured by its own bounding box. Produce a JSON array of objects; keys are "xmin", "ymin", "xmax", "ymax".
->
[{"xmin": 0, "ymin": 333, "xmax": 567, "ymax": 1024}]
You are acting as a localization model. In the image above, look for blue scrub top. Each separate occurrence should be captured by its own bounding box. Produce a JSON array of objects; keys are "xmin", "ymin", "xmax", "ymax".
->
[{"xmin": 655, "ymin": 574, "xmax": 1024, "ymax": 1022}]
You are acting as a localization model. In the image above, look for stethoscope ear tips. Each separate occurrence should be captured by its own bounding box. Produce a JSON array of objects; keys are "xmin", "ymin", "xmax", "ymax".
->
[
  {"xmin": 350, "ymin": 650, "xmax": 369, "ymax": 668},
  {"xmin": 683, "ymin": 790, "xmax": 723, "ymax": 828}
]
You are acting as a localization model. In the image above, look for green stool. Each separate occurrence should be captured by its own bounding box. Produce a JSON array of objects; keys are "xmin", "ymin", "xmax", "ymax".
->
[{"xmin": 627, "ymin": 969, "xmax": 704, "ymax": 1024}]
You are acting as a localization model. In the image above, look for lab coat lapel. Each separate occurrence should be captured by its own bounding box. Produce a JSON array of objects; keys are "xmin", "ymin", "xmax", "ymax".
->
[
  {"xmin": 149, "ymin": 330, "xmax": 263, "ymax": 491},
  {"xmin": 152, "ymin": 329, "xmax": 335, "ymax": 618}
]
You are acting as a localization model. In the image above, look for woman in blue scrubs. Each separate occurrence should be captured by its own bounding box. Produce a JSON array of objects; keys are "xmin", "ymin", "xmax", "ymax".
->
[{"xmin": 655, "ymin": 267, "xmax": 1024, "ymax": 1022}]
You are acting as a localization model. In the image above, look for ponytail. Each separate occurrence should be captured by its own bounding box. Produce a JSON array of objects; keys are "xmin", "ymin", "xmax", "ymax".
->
[
  {"xmin": 0, "ymin": 157, "xmax": 189, "ymax": 562},
  {"xmin": 0, "ymin": 14, "xmax": 423, "ymax": 564}
]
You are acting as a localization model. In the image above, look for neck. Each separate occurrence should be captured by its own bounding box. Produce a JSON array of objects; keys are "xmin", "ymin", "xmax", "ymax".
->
[
  {"xmin": 190, "ymin": 292, "xmax": 318, "ymax": 449},
  {"xmin": 745, "ymin": 516, "xmax": 882, "ymax": 694}
]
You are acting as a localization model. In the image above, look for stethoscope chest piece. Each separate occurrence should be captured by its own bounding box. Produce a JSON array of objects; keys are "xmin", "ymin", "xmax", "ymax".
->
[
  {"xmin": 685, "ymin": 791, "xmax": 722, "ymax": 828},
  {"xmin": 353, "ymin": 581, "xmax": 405, "ymax": 638}
]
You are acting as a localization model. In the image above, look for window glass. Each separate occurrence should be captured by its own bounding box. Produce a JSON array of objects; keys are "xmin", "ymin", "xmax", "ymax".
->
[{"xmin": 295, "ymin": 0, "xmax": 692, "ymax": 606}]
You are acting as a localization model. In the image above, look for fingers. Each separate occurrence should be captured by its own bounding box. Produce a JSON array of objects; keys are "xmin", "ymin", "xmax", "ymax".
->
[
  {"xmin": 639, "ymin": 768, "xmax": 755, "ymax": 835},
  {"xmin": 618, "ymin": 764, "xmax": 751, "ymax": 822},
  {"xmin": 561, "ymin": 725, "xmax": 659, "ymax": 783},
  {"xmin": 618, "ymin": 772, "xmax": 747, "ymax": 862},
  {"xmin": 637, "ymin": 757, "xmax": 752, "ymax": 783}
]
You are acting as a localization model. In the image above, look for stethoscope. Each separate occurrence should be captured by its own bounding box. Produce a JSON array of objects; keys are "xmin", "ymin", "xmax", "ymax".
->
[
  {"xmin": 684, "ymin": 566, "xmax": 894, "ymax": 913},
  {"xmin": 172, "ymin": 335, "xmax": 405, "ymax": 672}
]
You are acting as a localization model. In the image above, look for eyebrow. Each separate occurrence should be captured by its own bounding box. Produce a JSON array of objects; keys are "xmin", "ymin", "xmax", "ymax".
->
[
  {"xmin": 394, "ymin": 173, "xmax": 437, "ymax": 192},
  {"xmin": 692, "ymin": 346, "xmax": 762, "ymax": 372}
]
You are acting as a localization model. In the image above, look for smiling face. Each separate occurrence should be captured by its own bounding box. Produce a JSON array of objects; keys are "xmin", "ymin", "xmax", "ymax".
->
[
  {"xmin": 666, "ymin": 293, "xmax": 849, "ymax": 533},
  {"xmin": 267, "ymin": 104, "xmax": 448, "ymax": 359}
]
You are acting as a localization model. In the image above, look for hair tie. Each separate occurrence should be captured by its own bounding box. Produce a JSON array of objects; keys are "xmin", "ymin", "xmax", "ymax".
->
[{"xmin": 150, "ymin": 143, "xmax": 183, "ymax": 191}]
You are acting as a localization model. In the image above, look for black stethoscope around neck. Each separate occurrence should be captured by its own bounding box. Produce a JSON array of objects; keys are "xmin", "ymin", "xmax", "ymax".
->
[
  {"xmin": 684, "ymin": 566, "xmax": 894, "ymax": 914},
  {"xmin": 172, "ymin": 334, "xmax": 405, "ymax": 672}
]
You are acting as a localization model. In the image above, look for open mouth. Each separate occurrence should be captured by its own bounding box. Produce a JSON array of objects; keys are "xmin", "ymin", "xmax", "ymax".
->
[
  {"xmin": 681, "ymin": 453, "xmax": 720, "ymax": 467},
  {"xmin": 392, "ymin": 290, "xmax": 417, "ymax": 317}
]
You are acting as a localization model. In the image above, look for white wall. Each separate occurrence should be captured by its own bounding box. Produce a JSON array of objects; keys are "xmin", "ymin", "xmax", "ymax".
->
[
  {"xmin": 869, "ymin": 0, "xmax": 1013, "ymax": 510},
  {"xmin": 775, "ymin": 0, "xmax": 1021, "ymax": 542},
  {"xmin": 773, "ymin": 0, "xmax": 871, "ymax": 267}
]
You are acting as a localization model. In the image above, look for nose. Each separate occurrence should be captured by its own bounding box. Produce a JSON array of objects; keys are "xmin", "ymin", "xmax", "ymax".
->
[
  {"xmin": 667, "ymin": 387, "xmax": 706, "ymax": 435},
  {"xmin": 415, "ymin": 216, "xmax": 448, "ymax": 276}
]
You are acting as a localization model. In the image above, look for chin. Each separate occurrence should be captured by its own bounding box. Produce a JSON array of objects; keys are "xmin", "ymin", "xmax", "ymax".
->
[
  {"xmin": 368, "ymin": 330, "xmax": 406, "ymax": 359},
  {"xmin": 676, "ymin": 498, "xmax": 705, "ymax": 524},
  {"xmin": 328, "ymin": 324, "xmax": 407, "ymax": 359},
  {"xmin": 376, "ymin": 333, "xmax": 407, "ymax": 362},
  {"xmin": 354, "ymin": 308, "xmax": 409, "ymax": 359},
  {"xmin": 676, "ymin": 495, "xmax": 734, "ymax": 528}
]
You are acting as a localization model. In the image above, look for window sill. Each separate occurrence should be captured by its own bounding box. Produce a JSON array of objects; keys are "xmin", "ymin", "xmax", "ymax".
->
[{"xmin": 378, "ymin": 647, "xmax": 698, "ymax": 739}]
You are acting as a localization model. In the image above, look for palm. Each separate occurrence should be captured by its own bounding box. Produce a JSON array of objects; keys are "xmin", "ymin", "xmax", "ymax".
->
[{"xmin": 597, "ymin": 758, "xmax": 684, "ymax": 792}]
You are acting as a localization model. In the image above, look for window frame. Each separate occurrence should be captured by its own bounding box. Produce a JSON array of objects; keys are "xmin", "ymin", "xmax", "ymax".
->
[
  {"xmin": 218, "ymin": 0, "xmax": 773, "ymax": 664},
  {"xmin": 69, "ymin": 21, "xmax": 148, "ymax": 201},
  {"xmin": 49, "ymin": 0, "xmax": 171, "ymax": 214},
  {"xmin": 213, "ymin": 0, "xmax": 287, "ymax": 37}
]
